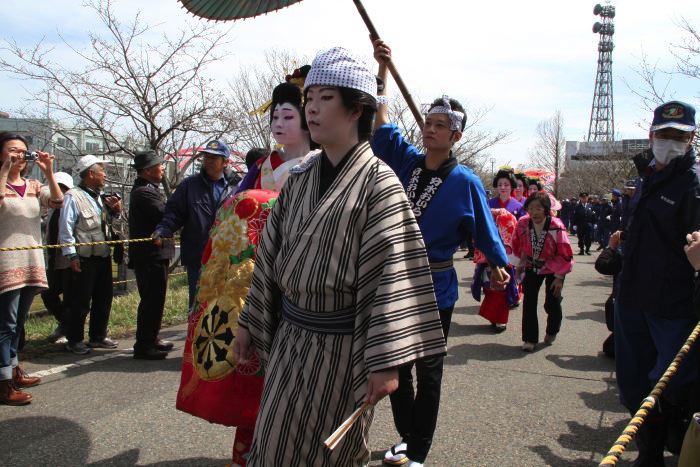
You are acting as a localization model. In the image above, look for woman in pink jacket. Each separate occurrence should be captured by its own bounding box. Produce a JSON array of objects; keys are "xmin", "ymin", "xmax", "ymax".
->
[{"xmin": 512, "ymin": 192, "xmax": 574, "ymax": 352}]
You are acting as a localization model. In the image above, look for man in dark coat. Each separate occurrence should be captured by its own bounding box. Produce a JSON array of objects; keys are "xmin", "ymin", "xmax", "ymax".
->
[
  {"xmin": 609, "ymin": 189, "xmax": 623, "ymax": 233},
  {"xmin": 128, "ymin": 150, "xmax": 175, "ymax": 360},
  {"xmin": 573, "ymin": 192, "xmax": 593, "ymax": 255},
  {"xmin": 615, "ymin": 101, "xmax": 700, "ymax": 463},
  {"xmin": 153, "ymin": 140, "xmax": 239, "ymax": 308}
]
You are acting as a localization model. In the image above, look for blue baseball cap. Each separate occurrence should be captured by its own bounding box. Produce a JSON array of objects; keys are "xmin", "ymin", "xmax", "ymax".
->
[
  {"xmin": 611, "ymin": 189, "xmax": 622, "ymax": 197},
  {"xmin": 650, "ymin": 101, "xmax": 696, "ymax": 132},
  {"xmin": 199, "ymin": 139, "xmax": 230, "ymax": 158}
]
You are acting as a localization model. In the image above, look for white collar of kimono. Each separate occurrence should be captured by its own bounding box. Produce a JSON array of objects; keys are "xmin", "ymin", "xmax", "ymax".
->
[
  {"xmin": 427, "ymin": 95, "xmax": 465, "ymax": 131},
  {"xmin": 305, "ymin": 47, "xmax": 383, "ymax": 104}
]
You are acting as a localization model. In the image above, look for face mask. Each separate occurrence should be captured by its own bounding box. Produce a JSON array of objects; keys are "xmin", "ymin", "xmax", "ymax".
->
[{"xmin": 652, "ymin": 138, "xmax": 688, "ymax": 165}]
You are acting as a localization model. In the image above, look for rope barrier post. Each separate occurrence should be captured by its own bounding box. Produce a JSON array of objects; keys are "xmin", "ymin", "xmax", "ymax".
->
[{"xmin": 598, "ymin": 322, "xmax": 700, "ymax": 466}]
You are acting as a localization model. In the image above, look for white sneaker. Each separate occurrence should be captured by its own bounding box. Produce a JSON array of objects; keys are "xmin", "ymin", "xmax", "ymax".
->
[{"xmin": 384, "ymin": 442, "xmax": 408, "ymax": 465}]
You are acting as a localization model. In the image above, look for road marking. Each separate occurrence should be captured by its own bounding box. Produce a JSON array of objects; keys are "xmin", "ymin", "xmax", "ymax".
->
[{"xmin": 28, "ymin": 332, "xmax": 187, "ymax": 379}]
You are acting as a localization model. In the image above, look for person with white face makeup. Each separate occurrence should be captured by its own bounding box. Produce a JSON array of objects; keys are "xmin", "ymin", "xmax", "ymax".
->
[
  {"xmin": 613, "ymin": 101, "xmax": 700, "ymax": 465},
  {"xmin": 488, "ymin": 168, "xmax": 525, "ymax": 219},
  {"xmin": 236, "ymin": 68, "xmax": 317, "ymax": 193}
]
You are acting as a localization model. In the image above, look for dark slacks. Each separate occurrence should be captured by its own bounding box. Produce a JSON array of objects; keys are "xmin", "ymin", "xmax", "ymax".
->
[
  {"xmin": 133, "ymin": 260, "xmax": 169, "ymax": 352},
  {"xmin": 40, "ymin": 261, "xmax": 72, "ymax": 329},
  {"xmin": 521, "ymin": 270, "xmax": 563, "ymax": 344},
  {"xmin": 66, "ymin": 256, "xmax": 113, "ymax": 344},
  {"xmin": 577, "ymin": 224, "xmax": 592, "ymax": 252},
  {"xmin": 389, "ymin": 306, "xmax": 453, "ymax": 463},
  {"xmin": 614, "ymin": 302, "xmax": 698, "ymax": 412}
]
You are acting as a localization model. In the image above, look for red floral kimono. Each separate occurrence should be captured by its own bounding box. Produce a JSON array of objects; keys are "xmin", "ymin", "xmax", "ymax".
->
[
  {"xmin": 472, "ymin": 208, "xmax": 520, "ymax": 325},
  {"xmin": 176, "ymin": 189, "xmax": 277, "ymax": 466}
]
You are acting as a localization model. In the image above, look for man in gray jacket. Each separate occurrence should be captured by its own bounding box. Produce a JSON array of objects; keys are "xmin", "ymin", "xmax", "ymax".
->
[{"xmin": 59, "ymin": 155, "xmax": 121, "ymax": 355}]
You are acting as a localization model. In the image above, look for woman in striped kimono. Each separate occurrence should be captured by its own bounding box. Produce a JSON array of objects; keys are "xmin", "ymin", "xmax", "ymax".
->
[{"xmin": 233, "ymin": 47, "xmax": 446, "ymax": 467}]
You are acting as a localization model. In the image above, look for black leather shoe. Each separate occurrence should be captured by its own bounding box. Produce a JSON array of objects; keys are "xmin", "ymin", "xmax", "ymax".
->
[
  {"xmin": 133, "ymin": 348, "xmax": 168, "ymax": 360},
  {"xmin": 155, "ymin": 339, "xmax": 174, "ymax": 352}
]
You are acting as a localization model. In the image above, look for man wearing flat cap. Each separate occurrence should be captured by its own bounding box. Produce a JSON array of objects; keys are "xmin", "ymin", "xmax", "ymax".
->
[
  {"xmin": 128, "ymin": 150, "xmax": 174, "ymax": 360},
  {"xmin": 614, "ymin": 101, "xmax": 700, "ymax": 464},
  {"xmin": 153, "ymin": 139, "xmax": 238, "ymax": 308}
]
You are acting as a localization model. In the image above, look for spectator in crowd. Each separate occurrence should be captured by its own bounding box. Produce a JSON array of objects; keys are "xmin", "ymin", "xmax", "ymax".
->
[
  {"xmin": 620, "ymin": 179, "xmax": 637, "ymax": 230},
  {"xmin": 60, "ymin": 155, "xmax": 122, "ymax": 355},
  {"xmin": 594, "ymin": 231, "xmax": 623, "ymax": 359},
  {"xmin": 609, "ymin": 189, "xmax": 623, "ymax": 233},
  {"xmin": 0, "ymin": 132, "xmax": 63, "ymax": 405},
  {"xmin": 685, "ymin": 231, "xmax": 700, "ymax": 318},
  {"xmin": 615, "ymin": 101, "xmax": 699, "ymax": 463},
  {"xmin": 559, "ymin": 197, "xmax": 573, "ymax": 232},
  {"xmin": 244, "ymin": 148, "xmax": 270, "ymax": 170},
  {"xmin": 573, "ymin": 192, "xmax": 593, "ymax": 255},
  {"xmin": 128, "ymin": 150, "xmax": 175, "ymax": 360},
  {"xmin": 595, "ymin": 195, "xmax": 613, "ymax": 251},
  {"xmin": 40, "ymin": 171, "xmax": 74, "ymax": 344},
  {"xmin": 512, "ymin": 192, "xmax": 574, "ymax": 352},
  {"xmin": 154, "ymin": 140, "xmax": 238, "ymax": 308}
]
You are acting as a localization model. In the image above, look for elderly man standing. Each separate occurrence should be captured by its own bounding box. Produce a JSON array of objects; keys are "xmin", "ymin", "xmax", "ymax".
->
[
  {"xmin": 153, "ymin": 140, "xmax": 237, "ymax": 309},
  {"xmin": 60, "ymin": 155, "xmax": 121, "ymax": 355},
  {"xmin": 615, "ymin": 101, "xmax": 700, "ymax": 464},
  {"xmin": 128, "ymin": 150, "xmax": 175, "ymax": 360}
]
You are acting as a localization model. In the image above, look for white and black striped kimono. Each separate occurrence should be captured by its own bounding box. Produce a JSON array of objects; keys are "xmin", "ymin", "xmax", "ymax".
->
[{"xmin": 239, "ymin": 141, "xmax": 445, "ymax": 467}]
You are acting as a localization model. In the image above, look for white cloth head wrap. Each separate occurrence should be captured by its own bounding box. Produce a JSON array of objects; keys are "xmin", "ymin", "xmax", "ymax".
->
[
  {"xmin": 305, "ymin": 47, "xmax": 383, "ymax": 104},
  {"xmin": 427, "ymin": 95, "xmax": 465, "ymax": 131}
]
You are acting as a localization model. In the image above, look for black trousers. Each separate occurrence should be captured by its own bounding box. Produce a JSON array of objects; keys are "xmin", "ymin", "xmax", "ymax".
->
[
  {"xmin": 40, "ymin": 261, "xmax": 72, "ymax": 329},
  {"xmin": 521, "ymin": 270, "xmax": 563, "ymax": 344},
  {"xmin": 66, "ymin": 256, "xmax": 113, "ymax": 344},
  {"xmin": 133, "ymin": 260, "xmax": 169, "ymax": 352},
  {"xmin": 389, "ymin": 306, "xmax": 453, "ymax": 463},
  {"xmin": 577, "ymin": 225, "xmax": 592, "ymax": 252}
]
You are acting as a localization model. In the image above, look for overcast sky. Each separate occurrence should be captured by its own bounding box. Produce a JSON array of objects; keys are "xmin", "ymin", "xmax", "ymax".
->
[{"xmin": 1, "ymin": 0, "xmax": 698, "ymax": 167}]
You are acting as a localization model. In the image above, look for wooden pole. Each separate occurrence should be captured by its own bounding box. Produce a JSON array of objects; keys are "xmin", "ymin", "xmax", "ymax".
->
[{"xmin": 351, "ymin": 0, "xmax": 424, "ymax": 130}]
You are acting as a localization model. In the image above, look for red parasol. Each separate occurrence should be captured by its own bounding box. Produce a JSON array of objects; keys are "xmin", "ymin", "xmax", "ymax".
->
[{"xmin": 178, "ymin": 0, "xmax": 424, "ymax": 128}]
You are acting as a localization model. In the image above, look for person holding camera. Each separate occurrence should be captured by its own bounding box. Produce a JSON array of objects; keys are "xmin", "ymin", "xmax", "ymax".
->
[
  {"xmin": 59, "ymin": 155, "xmax": 122, "ymax": 355},
  {"xmin": 0, "ymin": 132, "xmax": 64, "ymax": 405}
]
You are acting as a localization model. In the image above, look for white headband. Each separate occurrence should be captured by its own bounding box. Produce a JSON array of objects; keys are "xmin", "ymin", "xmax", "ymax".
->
[
  {"xmin": 427, "ymin": 95, "xmax": 465, "ymax": 131},
  {"xmin": 305, "ymin": 47, "xmax": 379, "ymax": 103}
]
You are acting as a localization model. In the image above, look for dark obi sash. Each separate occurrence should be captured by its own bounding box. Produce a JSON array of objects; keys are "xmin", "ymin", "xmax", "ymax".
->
[
  {"xmin": 429, "ymin": 258, "xmax": 454, "ymax": 273},
  {"xmin": 282, "ymin": 297, "xmax": 355, "ymax": 335}
]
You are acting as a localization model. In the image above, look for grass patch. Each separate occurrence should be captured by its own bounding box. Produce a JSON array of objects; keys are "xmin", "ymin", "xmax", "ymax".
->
[{"xmin": 23, "ymin": 274, "xmax": 190, "ymax": 357}]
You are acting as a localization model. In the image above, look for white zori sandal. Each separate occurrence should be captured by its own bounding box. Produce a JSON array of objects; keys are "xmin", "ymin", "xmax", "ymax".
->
[{"xmin": 384, "ymin": 441, "xmax": 409, "ymax": 465}]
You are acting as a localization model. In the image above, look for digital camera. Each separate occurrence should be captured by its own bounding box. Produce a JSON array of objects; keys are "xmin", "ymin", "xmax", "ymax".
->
[{"xmin": 23, "ymin": 151, "xmax": 38, "ymax": 161}]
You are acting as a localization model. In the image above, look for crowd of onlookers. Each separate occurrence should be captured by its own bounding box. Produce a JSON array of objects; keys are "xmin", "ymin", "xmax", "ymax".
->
[{"xmin": 0, "ymin": 129, "xmax": 264, "ymax": 405}]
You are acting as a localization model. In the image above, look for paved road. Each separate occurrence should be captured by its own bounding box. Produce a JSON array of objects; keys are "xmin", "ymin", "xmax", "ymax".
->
[{"xmin": 0, "ymin": 253, "xmax": 679, "ymax": 466}]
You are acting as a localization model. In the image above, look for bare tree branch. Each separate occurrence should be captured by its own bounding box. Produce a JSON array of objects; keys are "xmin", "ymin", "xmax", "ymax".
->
[
  {"xmin": 0, "ymin": 0, "xmax": 236, "ymax": 193},
  {"xmin": 528, "ymin": 110, "xmax": 565, "ymax": 197}
]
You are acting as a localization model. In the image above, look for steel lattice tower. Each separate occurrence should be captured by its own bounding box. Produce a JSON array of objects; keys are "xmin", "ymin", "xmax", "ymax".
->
[{"xmin": 587, "ymin": 3, "xmax": 616, "ymax": 142}]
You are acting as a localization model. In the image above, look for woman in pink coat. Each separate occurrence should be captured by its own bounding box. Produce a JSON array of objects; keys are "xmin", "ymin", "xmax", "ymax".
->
[{"xmin": 512, "ymin": 192, "xmax": 574, "ymax": 352}]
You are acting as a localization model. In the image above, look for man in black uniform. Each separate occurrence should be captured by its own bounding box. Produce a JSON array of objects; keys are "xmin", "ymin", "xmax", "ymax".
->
[
  {"xmin": 128, "ymin": 150, "xmax": 175, "ymax": 360},
  {"xmin": 573, "ymin": 192, "xmax": 593, "ymax": 255}
]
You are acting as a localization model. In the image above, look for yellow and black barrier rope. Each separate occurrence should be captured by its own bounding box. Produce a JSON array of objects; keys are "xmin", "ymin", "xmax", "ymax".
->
[
  {"xmin": 0, "ymin": 236, "xmax": 178, "ymax": 252},
  {"xmin": 112, "ymin": 270, "xmax": 187, "ymax": 286},
  {"xmin": 598, "ymin": 321, "xmax": 700, "ymax": 466}
]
